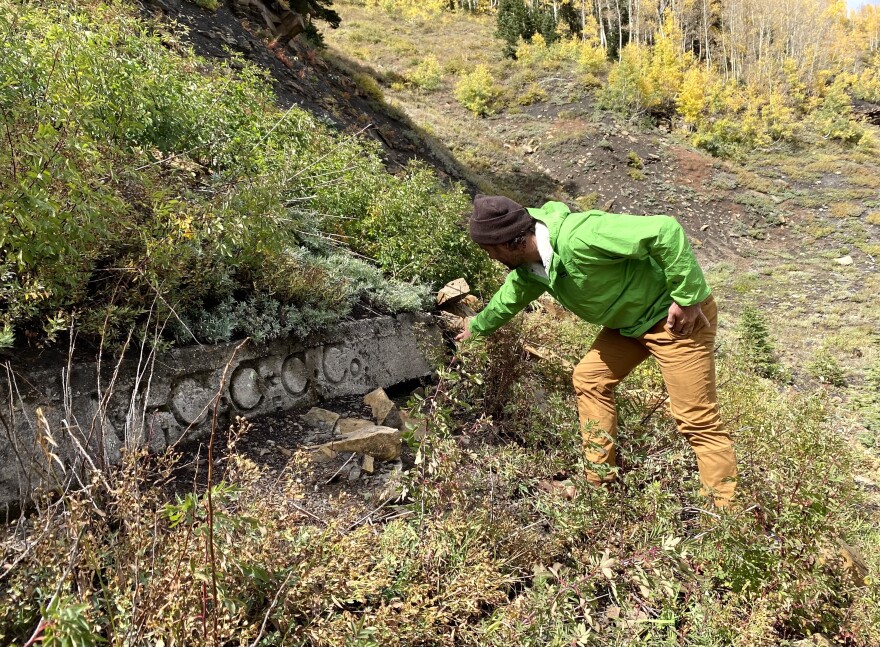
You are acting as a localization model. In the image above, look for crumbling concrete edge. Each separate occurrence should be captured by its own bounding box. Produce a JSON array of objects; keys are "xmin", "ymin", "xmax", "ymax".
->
[{"xmin": 0, "ymin": 313, "xmax": 442, "ymax": 509}]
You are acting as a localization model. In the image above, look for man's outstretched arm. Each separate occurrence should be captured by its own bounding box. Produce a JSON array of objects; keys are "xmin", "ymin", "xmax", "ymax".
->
[{"xmin": 459, "ymin": 269, "xmax": 546, "ymax": 341}]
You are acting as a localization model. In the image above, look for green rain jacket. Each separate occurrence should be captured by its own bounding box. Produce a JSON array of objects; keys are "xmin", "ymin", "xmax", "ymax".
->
[{"xmin": 469, "ymin": 201, "xmax": 711, "ymax": 338}]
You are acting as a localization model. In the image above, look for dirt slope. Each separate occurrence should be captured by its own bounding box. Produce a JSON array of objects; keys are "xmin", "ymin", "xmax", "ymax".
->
[{"xmin": 143, "ymin": 0, "xmax": 468, "ymax": 180}]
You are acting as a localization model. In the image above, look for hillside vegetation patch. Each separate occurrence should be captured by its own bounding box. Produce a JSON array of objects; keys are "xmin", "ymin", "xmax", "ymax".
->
[
  {"xmin": 0, "ymin": 0, "xmax": 494, "ymax": 348},
  {"xmin": 2, "ymin": 308, "xmax": 878, "ymax": 645}
]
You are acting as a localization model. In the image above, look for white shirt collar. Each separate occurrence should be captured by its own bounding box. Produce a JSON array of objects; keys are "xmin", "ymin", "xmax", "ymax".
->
[{"xmin": 527, "ymin": 222, "xmax": 553, "ymax": 280}]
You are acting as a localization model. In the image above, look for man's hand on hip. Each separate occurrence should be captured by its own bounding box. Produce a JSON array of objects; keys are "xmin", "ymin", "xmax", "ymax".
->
[{"xmin": 666, "ymin": 301, "xmax": 711, "ymax": 336}]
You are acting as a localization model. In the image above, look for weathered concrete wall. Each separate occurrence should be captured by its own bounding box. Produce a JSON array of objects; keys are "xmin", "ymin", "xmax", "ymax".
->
[{"xmin": 0, "ymin": 314, "xmax": 441, "ymax": 509}]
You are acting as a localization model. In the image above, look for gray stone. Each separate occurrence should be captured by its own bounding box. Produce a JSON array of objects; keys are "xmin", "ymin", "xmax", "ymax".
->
[
  {"xmin": 171, "ymin": 377, "xmax": 215, "ymax": 426},
  {"xmin": 140, "ymin": 411, "xmax": 173, "ymax": 452},
  {"xmin": 230, "ymin": 367, "xmax": 263, "ymax": 410},
  {"xmin": 311, "ymin": 446, "xmax": 337, "ymax": 463},
  {"xmin": 338, "ymin": 418, "xmax": 374, "ymax": 436},
  {"xmin": 301, "ymin": 407, "xmax": 340, "ymax": 434}
]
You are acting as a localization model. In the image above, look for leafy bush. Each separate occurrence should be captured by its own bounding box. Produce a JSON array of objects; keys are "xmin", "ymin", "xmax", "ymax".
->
[
  {"xmin": 599, "ymin": 14, "xmax": 689, "ymax": 118},
  {"xmin": 811, "ymin": 78, "xmax": 865, "ymax": 144},
  {"xmin": 408, "ymin": 55, "xmax": 443, "ymax": 92},
  {"xmin": 455, "ymin": 65, "xmax": 504, "ymax": 116},
  {"xmin": 514, "ymin": 82, "xmax": 548, "ymax": 106},
  {"xmin": 367, "ymin": 0, "xmax": 447, "ymax": 20},
  {"xmin": 807, "ymin": 349, "xmax": 848, "ymax": 387},
  {"xmin": 851, "ymin": 54, "xmax": 880, "ymax": 103},
  {"xmin": 352, "ymin": 71, "xmax": 385, "ymax": 101},
  {"xmin": 597, "ymin": 43, "xmax": 648, "ymax": 114},
  {"xmin": 343, "ymin": 163, "xmax": 497, "ymax": 291}
]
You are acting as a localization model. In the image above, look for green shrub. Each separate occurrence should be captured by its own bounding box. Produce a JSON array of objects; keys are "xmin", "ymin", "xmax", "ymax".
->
[
  {"xmin": 514, "ymin": 82, "xmax": 548, "ymax": 106},
  {"xmin": 408, "ymin": 55, "xmax": 443, "ymax": 92},
  {"xmin": 735, "ymin": 306, "xmax": 788, "ymax": 381},
  {"xmin": 344, "ymin": 163, "xmax": 498, "ymax": 292},
  {"xmin": 807, "ymin": 349, "xmax": 847, "ymax": 386},
  {"xmin": 455, "ymin": 65, "xmax": 503, "ymax": 116},
  {"xmin": 811, "ymin": 79, "xmax": 865, "ymax": 144},
  {"xmin": 627, "ymin": 167, "xmax": 645, "ymax": 180},
  {"xmin": 352, "ymin": 71, "xmax": 385, "ymax": 101}
]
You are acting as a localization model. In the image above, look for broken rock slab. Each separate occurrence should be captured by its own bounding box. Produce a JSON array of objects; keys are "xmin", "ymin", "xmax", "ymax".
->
[
  {"xmin": 337, "ymin": 417, "xmax": 374, "ymax": 436},
  {"xmin": 442, "ymin": 299, "xmax": 477, "ymax": 320},
  {"xmin": 363, "ymin": 388, "xmax": 401, "ymax": 429},
  {"xmin": 311, "ymin": 445, "xmax": 338, "ymax": 464},
  {"xmin": 436, "ymin": 278, "xmax": 470, "ymax": 307},
  {"xmin": 301, "ymin": 407, "xmax": 340, "ymax": 434},
  {"xmin": 316, "ymin": 425, "xmax": 402, "ymax": 462}
]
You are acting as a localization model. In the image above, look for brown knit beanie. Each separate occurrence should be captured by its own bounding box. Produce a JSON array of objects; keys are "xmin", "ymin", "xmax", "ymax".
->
[{"xmin": 469, "ymin": 194, "xmax": 532, "ymax": 245}]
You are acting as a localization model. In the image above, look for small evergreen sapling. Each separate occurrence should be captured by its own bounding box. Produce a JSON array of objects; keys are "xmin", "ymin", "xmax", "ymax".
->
[{"xmin": 736, "ymin": 305, "xmax": 787, "ymax": 381}]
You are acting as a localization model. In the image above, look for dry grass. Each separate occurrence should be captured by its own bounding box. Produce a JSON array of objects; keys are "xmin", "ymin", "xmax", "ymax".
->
[{"xmin": 830, "ymin": 201, "xmax": 864, "ymax": 218}]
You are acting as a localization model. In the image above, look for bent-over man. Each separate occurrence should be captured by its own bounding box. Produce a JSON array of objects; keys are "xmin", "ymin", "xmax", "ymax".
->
[{"xmin": 456, "ymin": 195, "xmax": 737, "ymax": 507}]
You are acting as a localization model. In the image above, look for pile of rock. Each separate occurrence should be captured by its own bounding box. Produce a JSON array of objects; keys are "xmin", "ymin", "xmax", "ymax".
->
[{"xmin": 303, "ymin": 388, "xmax": 426, "ymax": 498}]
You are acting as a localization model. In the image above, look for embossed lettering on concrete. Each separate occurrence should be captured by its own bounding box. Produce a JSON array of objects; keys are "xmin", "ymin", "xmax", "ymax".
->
[{"xmin": 0, "ymin": 314, "xmax": 440, "ymax": 509}]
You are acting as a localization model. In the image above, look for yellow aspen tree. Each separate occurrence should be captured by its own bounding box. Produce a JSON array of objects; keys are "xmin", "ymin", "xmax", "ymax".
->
[
  {"xmin": 677, "ymin": 65, "xmax": 711, "ymax": 128},
  {"xmin": 644, "ymin": 10, "xmax": 691, "ymax": 112}
]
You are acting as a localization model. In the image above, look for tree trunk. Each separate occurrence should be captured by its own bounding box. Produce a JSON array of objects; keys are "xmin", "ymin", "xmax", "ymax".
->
[{"xmin": 614, "ymin": 0, "xmax": 623, "ymax": 52}]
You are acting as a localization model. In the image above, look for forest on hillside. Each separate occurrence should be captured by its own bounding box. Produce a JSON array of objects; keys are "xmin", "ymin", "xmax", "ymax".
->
[{"xmin": 355, "ymin": 0, "xmax": 880, "ymax": 155}]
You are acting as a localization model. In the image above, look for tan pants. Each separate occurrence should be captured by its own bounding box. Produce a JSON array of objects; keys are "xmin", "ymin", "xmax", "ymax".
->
[{"xmin": 571, "ymin": 295, "xmax": 737, "ymax": 506}]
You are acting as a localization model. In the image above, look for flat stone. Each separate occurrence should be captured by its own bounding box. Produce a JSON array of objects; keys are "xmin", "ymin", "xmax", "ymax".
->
[
  {"xmin": 362, "ymin": 454, "xmax": 375, "ymax": 474},
  {"xmin": 436, "ymin": 278, "xmax": 470, "ymax": 307},
  {"xmin": 363, "ymin": 388, "xmax": 401, "ymax": 429},
  {"xmin": 311, "ymin": 445, "xmax": 337, "ymax": 463},
  {"xmin": 316, "ymin": 425, "xmax": 401, "ymax": 461},
  {"xmin": 230, "ymin": 367, "xmax": 262, "ymax": 410},
  {"xmin": 442, "ymin": 300, "xmax": 477, "ymax": 319},
  {"xmin": 835, "ymin": 255, "xmax": 853, "ymax": 266},
  {"xmin": 347, "ymin": 465, "xmax": 362, "ymax": 482},
  {"xmin": 300, "ymin": 407, "xmax": 340, "ymax": 433},
  {"xmin": 337, "ymin": 417, "xmax": 375, "ymax": 436}
]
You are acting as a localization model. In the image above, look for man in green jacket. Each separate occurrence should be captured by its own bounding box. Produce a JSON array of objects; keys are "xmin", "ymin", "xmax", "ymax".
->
[{"xmin": 456, "ymin": 195, "xmax": 737, "ymax": 507}]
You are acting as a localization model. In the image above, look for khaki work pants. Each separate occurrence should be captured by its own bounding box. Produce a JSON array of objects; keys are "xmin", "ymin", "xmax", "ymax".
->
[{"xmin": 571, "ymin": 295, "xmax": 737, "ymax": 506}]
